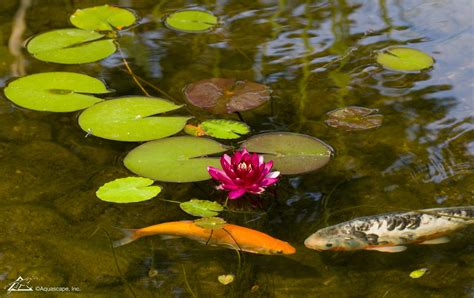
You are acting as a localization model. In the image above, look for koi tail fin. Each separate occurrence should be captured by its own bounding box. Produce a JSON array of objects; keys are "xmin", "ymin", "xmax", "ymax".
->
[{"xmin": 113, "ymin": 228, "xmax": 139, "ymax": 248}]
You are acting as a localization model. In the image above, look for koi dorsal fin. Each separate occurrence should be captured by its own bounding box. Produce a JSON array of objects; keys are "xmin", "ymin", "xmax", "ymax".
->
[
  {"xmin": 365, "ymin": 246, "xmax": 407, "ymax": 253},
  {"xmin": 419, "ymin": 237, "xmax": 450, "ymax": 245}
]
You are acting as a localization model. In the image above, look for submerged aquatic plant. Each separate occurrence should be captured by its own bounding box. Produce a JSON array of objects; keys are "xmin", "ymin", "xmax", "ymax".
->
[{"xmin": 207, "ymin": 148, "xmax": 280, "ymax": 200}]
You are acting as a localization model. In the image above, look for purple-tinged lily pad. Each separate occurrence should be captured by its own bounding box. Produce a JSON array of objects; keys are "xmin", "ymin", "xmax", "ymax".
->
[
  {"xmin": 325, "ymin": 106, "xmax": 383, "ymax": 131},
  {"xmin": 184, "ymin": 78, "xmax": 271, "ymax": 114},
  {"xmin": 241, "ymin": 132, "xmax": 333, "ymax": 175}
]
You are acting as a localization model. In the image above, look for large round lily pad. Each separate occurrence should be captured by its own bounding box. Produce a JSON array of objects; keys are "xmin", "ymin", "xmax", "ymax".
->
[
  {"xmin": 325, "ymin": 106, "xmax": 383, "ymax": 131},
  {"xmin": 78, "ymin": 97, "xmax": 191, "ymax": 142},
  {"xmin": 4, "ymin": 72, "xmax": 110, "ymax": 112},
  {"xmin": 184, "ymin": 78, "xmax": 271, "ymax": 114},
  {"xmin": 164, "ymin": 9, "xmax": 218, "ymax": 33},
  {"xmin": 27, "ymin": 29, "xmax": 116, "ymax": 64},
  {"xmin": 241, "ymin": 132, "xmax": 333, "ymax": 175},
  {"xmin": 70, "ymin": 5, "xmax": 137, "ymax": 31},
  {"xmin": 376, "ymin": 47, "xmax": 434, "ymax": 71},
  {"xmin": 124, "ymin": 136, "xmax": 230, "ymax": 182}
]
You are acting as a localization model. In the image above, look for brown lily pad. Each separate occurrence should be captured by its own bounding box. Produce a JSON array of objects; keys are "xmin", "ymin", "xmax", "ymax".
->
[
  {"xmin": 184, "ymin": 78, "xmax": 271, "ymax": 114},
  {"xmin": 325, "ymin": 106, "xmax": 383, "ymax": 131}
]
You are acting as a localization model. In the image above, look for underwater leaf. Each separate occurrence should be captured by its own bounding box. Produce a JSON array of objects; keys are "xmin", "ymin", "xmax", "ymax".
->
[
  {"xmin": 242, "ymin": 132, "xmax": 333, "ymax": 175},
  {"xmin": 200, "ymin": 119, "xmax": 250, "ymax": 139},
  {"xmin": 78, "ymin": 97, "xmax": 191, "ymax": 142},
  {"xmin": 124, "ymin": 136, "xmax": 230, "ymax": 182},
  {"xmin": 325, "ymin": 106, "xmax": 383, "ymax": 131},
  {"xmin": 194, "ymin": 217, "xmax": 226, "ymax": 230},
  {"xmin": 409, "ymin": 268, "xmax": 428, "ymax": 279},
  {"xmin": 164, "ymin": 9, "xmax": 218, "ymax": 33},
  {"xmin": 96, "ymin": 177, "xmax": 161, "ymax": 203},
  {"xmin": 180, "ymin": 199, "xmax": 224, "ymax": 217},
  {"xmin": 27, "ymin": 29, "xmax": 116, "ymax": 64},
  {"xmin": 184, "ymin": 78, "xmax": 271, "ymax": 114},
  {"xmin": 376, "ymin": 47, "xmax": 434, "ymax": 71},
  {"xmin": 4, "ymin": 72, "xmax": 110, "ymax": 112},
  {"xmin": 218, "ymin": 274, "xmax": 235, "ymax": 285},
  {"xmin": 184, "ymin": 124, "xmax": 207, "ymax": 137},
  {"xmin": 70, "ymin": 5, "xmax": 137, "ymax": 31}
]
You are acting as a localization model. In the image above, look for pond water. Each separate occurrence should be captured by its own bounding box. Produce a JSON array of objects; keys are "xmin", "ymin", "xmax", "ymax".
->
[{"xmin": 0, "ymin": 0, "xmax": 473, "ymax": 297}]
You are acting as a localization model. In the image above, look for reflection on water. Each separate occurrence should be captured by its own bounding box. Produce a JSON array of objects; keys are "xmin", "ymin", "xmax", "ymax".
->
[{"xmin": 0, "ymin": 0, "xmax": 472, "ymax": 296}]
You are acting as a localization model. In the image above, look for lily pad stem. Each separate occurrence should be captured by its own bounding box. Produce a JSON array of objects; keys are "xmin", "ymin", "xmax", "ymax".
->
[{"xmin": 117, "ymin": 44, "xmax": 150, "ymax": 96}]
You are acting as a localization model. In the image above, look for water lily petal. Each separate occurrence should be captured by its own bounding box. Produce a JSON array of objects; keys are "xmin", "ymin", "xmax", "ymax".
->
[
  {"xmin": 208, "ymin": 166, "xmax": 233, "ymax": 185},
  {"xmin": 265, "ymin": 171, "xmax": 280, "ymax": 179},
  {"xmin": 260, "ymin": 177, "xmax": 278, "ymax": 187},
  {"xmin": 228, "ymin": 189, "xmax": 246, "ymax": 199}
]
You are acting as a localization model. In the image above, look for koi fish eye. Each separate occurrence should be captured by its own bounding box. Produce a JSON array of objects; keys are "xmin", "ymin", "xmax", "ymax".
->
[{"xmin": 325, "ymin": 243, "xmax": 333, "ymax": 248}]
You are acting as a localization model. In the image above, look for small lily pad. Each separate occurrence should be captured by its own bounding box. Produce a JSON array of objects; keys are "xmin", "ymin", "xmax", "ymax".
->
[
  {"xmin": 124, "ymin": 136, "xmax": 230, "ymax": 182},
  {"xmin": 96, "ymin": 177, "xmax": 161, "ymax": 203},
  {"xmin": 180, "ymin": 199, "xmax": 224, "ymax": 217},
  {"xmin": 218, "ymin": 274, "xmax": 235, "ymax": 285},
  {"xmin": 4, "ymin": 72, "xmax": 110, "ymax": 112},
  {"xmin": 194, "ymin": 217, "xmax": 226, "ymax": 230},
  {"xmin": 78, "ymin": 96, "xmax": 191, "ymax": 142},
  {"xmin": 325, "ymin": 106, "xmax": 383, "ymax": 131},
  {"xmin": 164, "ymin": 10, "xmax": 218, "ymax": 33},
  {"xmin": 27, "ymin": 29, "xmax": 116, "ymax": 64},
  {"xmin": 409, "ymin": 268, "xmax": 428, "ymax": 279},
  {"xmin": 184, "ymin": 78, "xmax": 271, "ymax": 114},
  {"xmin": 70, "ymin": 5, "xmax": 137, "ymax": 31},
  {"xmin": 242, "ymin": 132, "xmax": 333, "ymax": 175},
  {"xmin": 376, "ymin": 47, "xmax": 434, "ymax": 71},
  {"xmin": 200, "ymin": 119, "xmax": 250, "ymax": 139}
]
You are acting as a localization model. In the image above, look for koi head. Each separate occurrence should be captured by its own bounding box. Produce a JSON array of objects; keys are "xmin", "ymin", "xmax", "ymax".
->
[{"xmin": 304, "ymin": 228, "xmax": 366, "ymax": 251}]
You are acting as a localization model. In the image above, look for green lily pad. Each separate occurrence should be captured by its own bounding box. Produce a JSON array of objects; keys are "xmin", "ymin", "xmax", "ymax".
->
[
  {"xmin": 70, "ymin": 5, "xmax": 137, "ymax": 31},
  {"xmin": 78, "ymin": 96, "xmax": 190, "ymax": 142},
  {"xmin": 218, "ymin": 274, "xmax": 235, "ymax": 285},
  {"xmin": 194, "ymin": 217, "xmax": 226, "ymax": 230},
  {"xmin": 409, "ymin": 268, "xmax": 428, "ymax": 279},
  {"xmin": 184, "ymin": 78, "xmax": 271, "ymax": 114},
  {"xmin": 27, "ymin": 28, "xmax": 116, "ymax": 64},
  {"xmin": 164, "ymin": 9, "xmax": 218, "ymax": 33},
  {"xmin": 376, "ymin": 47, "xmax": 434, "ymax": 71},
  {"xmin": 325, "ymin": 106, "xmax": 383, "ymax": 131},
  {"xmin": 200, "ymin": 119, "xmax": 250, "ymax": 139},
  {"xmin": 124, "ymin": 136, "xmax": 230, "ymax": 182},
  {"xmin": 180, "ymin": 199, "xmax": 224, "ymax": 217},
  {"xmin": 241, "ymin": 132, "xmax": 333, "ymax": 175},
  {"xmin": 3, "ymin": 72, "xmax": 110, "ymax": 112},
  {"xmin": 96, "ymin": 177, "xmax": 161, "ymax": 203}
]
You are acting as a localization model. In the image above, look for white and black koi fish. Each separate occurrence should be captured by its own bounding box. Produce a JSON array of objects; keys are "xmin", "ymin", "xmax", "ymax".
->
[{"xmin": 304, "ymin": 206, "xmax": 474, "ymax": 253}]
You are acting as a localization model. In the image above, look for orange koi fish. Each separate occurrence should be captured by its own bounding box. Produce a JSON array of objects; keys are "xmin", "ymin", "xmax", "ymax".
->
[{"xmin": 114, "ymin": 220, "xmax": 296, "ymax": 255}]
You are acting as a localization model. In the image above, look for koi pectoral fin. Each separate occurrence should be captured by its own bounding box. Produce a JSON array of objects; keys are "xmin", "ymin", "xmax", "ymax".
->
[
  {"xmin": 365, "ymin": 246, "xmax": 407, "ymax": 253},
  {"xmin": 419, "ymin": 237, "xmax": 450, "ymax": 245}
]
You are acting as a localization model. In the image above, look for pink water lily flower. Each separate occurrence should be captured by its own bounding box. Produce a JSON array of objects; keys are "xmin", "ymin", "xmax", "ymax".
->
[{"xmin": 207, "ymin": 148, "xmax": 280, "ymax": 199}]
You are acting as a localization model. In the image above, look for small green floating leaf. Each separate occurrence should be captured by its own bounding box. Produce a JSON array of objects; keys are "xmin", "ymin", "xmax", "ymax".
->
[
  {"xmin": 164, "ymin": 9, "xmax": 218, "ymax": 33},
  {"xmin": 180, "ymin": 199, "xmax": 224, "ymax": 217},
  {"xmin": 70, "ymin": 5, "xmax": 137, "ymax": 31},
  {"xmin": 218, "ymin": 274, "xmax": 235, "ymax": 285},
  {"xmin": 194, "ymin": 217, "xmax": 226, "ymax": 230},
  {"xmin": 185, "ymin": 78, "xmax": 271, "ymax": 114},
  {"xmin": 242, "ymin": 132, "xmax": 333, "ymax": 175},
  {"xmin": 409, "ymin": 268, "xmax": 428, "ymax": 279},
  {"xmin": 124, "ymin": 136, "xmax": 230, "ymax": 182},
  {"xmin": 78, "ymin": 96, "xmax": 191, "ymax": 142},
  {"xmin": 27, "ymin": 28, "xmax": 116, "ymax": 64},
  {"xmin": 200, "ymin": 119, "xmax": 250, "ymax": 139},
  {"xmin": 4, "ymin": 72, "xmax": 110, "ymax": 112},
  {"xmin": 325, "ymin": 106, "xmax": 383, "ymax": 131},
  {"xmin": 96, "ymin": 177, "xmax": 161, "ymax": 203},
  {"xmin": 376, "ymin": 47, "xmax": 434, "ymax": 71}
]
